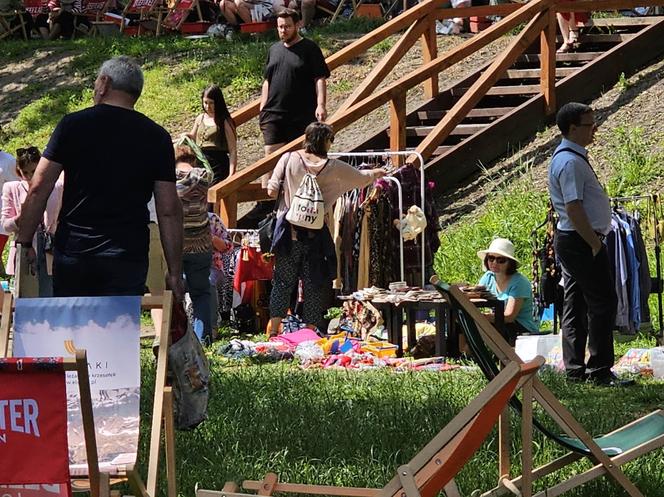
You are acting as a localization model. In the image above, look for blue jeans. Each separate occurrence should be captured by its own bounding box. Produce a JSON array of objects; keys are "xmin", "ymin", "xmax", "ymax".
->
[{"xmin": 183, "ymin": 252, "xmax": 213, "ymax": 341}]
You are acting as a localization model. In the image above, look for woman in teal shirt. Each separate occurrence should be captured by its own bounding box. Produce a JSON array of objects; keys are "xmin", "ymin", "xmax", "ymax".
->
[{"xmin": 477, "ymin": 238, "xmax": 539, "ymax": 343}]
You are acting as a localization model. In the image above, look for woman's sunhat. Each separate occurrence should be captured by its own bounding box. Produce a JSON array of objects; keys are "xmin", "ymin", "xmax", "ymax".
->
[{"xmin": 477, "ymin": 238, "xmax": 518, "ymax": 264}]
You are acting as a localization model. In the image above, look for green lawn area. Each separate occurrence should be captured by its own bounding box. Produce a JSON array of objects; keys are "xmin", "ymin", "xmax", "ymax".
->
[{"xmin": 138, "ymin": 338, "xmax": 664, "ymax": 497}]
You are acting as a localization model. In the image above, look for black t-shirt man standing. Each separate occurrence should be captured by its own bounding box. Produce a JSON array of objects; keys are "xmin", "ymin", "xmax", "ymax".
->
[
  {"xmin": 17, "ymin": 55, "xmax": 185, "ymax": 300},
  {"xmin": 259, "ymin": 8, "xmax": 330, "ymax": 181}
]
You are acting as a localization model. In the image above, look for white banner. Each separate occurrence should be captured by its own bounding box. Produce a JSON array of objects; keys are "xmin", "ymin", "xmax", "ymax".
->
[{"xmin": 13, "ymin": 296, "xmax": 142, "ymax": 476}]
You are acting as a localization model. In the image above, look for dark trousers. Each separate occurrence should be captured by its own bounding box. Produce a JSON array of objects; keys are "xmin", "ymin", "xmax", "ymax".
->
[
  {"xmin": 554, "ymin": 230, "xmax": 617, "ymax": 379},
  {"xmin": 53, "ymin": 249, "xmax": 148, "ymax": 297}
]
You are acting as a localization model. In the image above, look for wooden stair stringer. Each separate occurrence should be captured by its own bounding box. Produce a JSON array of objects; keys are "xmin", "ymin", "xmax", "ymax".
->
[{"xmin": 422, "ymin": 15, "xmax": 664, "ymax": 188}]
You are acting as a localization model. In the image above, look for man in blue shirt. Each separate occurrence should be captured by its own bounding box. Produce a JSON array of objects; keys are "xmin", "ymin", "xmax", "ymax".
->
[{"xmin": 548, "ymin": 102, "xmax": 628, "ymax": 387}]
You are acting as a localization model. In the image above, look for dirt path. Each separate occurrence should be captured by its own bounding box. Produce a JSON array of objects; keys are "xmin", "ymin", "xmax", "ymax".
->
[{"xmin": 0, "ymin": 48, "xmax": 83, "ymax": 127}]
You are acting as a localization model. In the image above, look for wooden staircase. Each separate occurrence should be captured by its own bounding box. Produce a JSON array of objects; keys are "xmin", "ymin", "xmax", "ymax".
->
[
  {"xmin": 357, "ymin": 16, "xmax": 664, "ymax": 187},
  {"xmin": 209, "ymin": 0, "xmax": 664, "ymax": 227}
]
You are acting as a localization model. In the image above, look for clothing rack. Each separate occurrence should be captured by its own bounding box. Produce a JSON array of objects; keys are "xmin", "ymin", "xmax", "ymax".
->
[
  {"xmin": 610, "ymin": 193, "xmax": 663, "ymax": 335},
  {"xmin": 329, "ymin": 150, "xmax": 426, "ymax": 287},
  {"xmin": 227, "ymin": 228, "xmax": 259, "ymax": 246}
]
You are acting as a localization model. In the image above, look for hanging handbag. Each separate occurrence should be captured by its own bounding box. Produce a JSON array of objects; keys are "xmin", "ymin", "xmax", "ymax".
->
[
  {"xmin": 258, "ymin": 153, "xmax": 290, "ymax": 254},
  {"xmin": 285, "ymin": 154, "xmax": 328, "ymax": 230}
]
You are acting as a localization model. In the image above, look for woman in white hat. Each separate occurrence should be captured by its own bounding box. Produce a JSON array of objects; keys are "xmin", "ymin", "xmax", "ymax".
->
[{"xmin": 477, "ymin": 238, "xmax": 539, "ymax": 342}]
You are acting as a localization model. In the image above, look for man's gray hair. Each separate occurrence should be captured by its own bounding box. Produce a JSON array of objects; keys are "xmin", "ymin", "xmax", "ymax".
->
[{"xmin": 98, "ymin": 56, "xmax": 144, "ymax": 100}]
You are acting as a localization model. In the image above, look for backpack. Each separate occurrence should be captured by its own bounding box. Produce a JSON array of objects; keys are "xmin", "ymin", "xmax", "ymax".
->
[{"xmin": 285, "ymin": 154, "xmax": 328, "ymax": 230}]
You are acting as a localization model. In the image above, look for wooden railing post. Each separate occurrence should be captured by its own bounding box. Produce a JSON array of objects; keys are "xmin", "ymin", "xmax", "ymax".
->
[
  {"xmin": 421, "ymin": 14, "xmax": 439, "ymax": 99},
  {"xmin": 540, "ymin": 6, "xmax": 557, "ymax": 115},
  {"xmin": 219, "ymin": 193, "xmax": 238, "ymax": 228},
  {"xmin": 390, "ymin": 90, "xmax": 407, "ymax": 164}
]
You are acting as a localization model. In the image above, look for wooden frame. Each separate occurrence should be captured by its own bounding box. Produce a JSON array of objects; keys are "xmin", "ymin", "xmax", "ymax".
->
[
  {"xmin": 104, "ymin": 0, "xmax": 165, "ymax": 36},
  {"xmin": 0, "ymin": 291, "xmax": 177, "ymax": 497},
  {"xmin": 0, "ymin": 10, "xmax": 28, "ymax": 40},
  {"xmin": 433, "ymin": 280, "xmax": 664, "ymax": 497},
  {"xmin": 161, "ymin": 0, "xmax": 208, "ymax": 33},
  {"xmin": 0, "ymin": 350, "xmax": 107, "ymax": 497},
  {"xmin": 196, "ymin": 357, "xmax": 545, "ymax": 497}
]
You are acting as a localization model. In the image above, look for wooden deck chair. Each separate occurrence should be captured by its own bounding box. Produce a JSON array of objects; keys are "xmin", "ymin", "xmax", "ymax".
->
[
  {"xmin": 0, "ymin": 9, "xmax": 28, "ymax": 40},
  {"xmin": 196, "ymin": 356, "xmax": 545, "ymax": 497},
  {"xmin": 0, "ymin": 350, "xmax": 110, "ymax": 497},
  {"xmin": 0, "ymin": 287, "xmax": 178, "ymax": 497},
  {"xmin": 430, "ymin": 277, "xmax": 664, "ymax": 497},
  {"xmin": 103, "ymin": 0, "xmax": 164, "ymax": 36},
  {"xmin": 23, "ymin": 0, "xmax": 49, "ymax": 35},
  {"xmin": 161, "ymin": 0, "xmax": 209, "ymax": 35},
  {"xmin": 75, "ymin": 0, "xmax": 114, "ymax": 35}
]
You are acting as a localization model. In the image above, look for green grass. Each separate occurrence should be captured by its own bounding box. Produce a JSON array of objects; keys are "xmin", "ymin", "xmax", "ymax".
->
[
  {"xmin": 434, "ymin": 164, "xmax": 549, "ymax": 286},
  {"xmin": 135, "ymin": 340, "xmax": 664, "ymax": 497},
  {"xmin": 0, "ymin": 18, "xmax": 383, "ymax": 152},
  {"xmin": 434, "ymin": 122, "xmax": 664, "ymax": 332},
  {"xmin": 604, "ymin": 125, "xmax": 661, "ymax": 198}
]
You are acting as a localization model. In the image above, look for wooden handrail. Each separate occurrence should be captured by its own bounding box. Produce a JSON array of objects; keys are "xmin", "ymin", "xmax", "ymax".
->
[
  {"xmin": 414, "ymin": 0, "xmax": 551, "ymax": 160},
  {"xmin": 332, "ymin": 14, "xmax": 434, "ymax": 118},
  {"xmin": 561, "ymin": 0, "xmax": 664, "ymax": 11}
]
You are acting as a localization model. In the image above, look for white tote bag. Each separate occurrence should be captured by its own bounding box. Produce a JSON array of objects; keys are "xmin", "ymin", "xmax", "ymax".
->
[{"xmin": 286, "ymin": 158, "xmax": 328, "ymax": 230}]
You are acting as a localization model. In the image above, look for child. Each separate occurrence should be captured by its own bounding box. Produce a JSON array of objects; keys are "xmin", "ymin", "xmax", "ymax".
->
[{"xmin": 1, "ymin": 146, "xmax": 63, "ymax": 296}]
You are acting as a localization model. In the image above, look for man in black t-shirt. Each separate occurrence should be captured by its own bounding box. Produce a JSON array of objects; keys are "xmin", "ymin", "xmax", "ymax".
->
[
  {"xmin": 259, "ymin": 8, "xmax": 330, "ymax": 173},
  {"xmin": 17, "ymin": 56, "xmax": 184, "ymax": 300}
]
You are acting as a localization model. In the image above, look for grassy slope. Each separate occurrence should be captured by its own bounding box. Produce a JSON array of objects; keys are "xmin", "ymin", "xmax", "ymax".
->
[
  {"xmin": 4, "ymin": 27, "xmax": 664, "ymax": 497},
  {"xmin": 0, "ymin": 18, "xmax": 383, "ymax": 153}
]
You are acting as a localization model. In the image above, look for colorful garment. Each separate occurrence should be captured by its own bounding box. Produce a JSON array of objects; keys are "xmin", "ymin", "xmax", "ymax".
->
[{"xmin": 176, "ymin": 167, "xmax": 212, "ymax": 254}]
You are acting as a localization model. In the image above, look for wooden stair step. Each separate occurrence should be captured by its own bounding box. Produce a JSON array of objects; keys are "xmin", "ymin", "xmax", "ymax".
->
[
  {"xmin": 404, "ymin": 123, "xmax": 489, "ymax": 137},
  {"xmin": 557, "ymin": 33, "xmax": 637, "ymax": 43},
  {"xmin": 517, "ymin": 52, "xmax": 600, "ymax": 63},
  {"xmin": 452, "ymin": 85, "xmax": 540, "ymax": 97},
  {"xmin": 416, "ymin": 106, "xmax": 514, "ymax": 121},
  {"xmin": 585, "ymin": 17, "xmax": 661, "ymax": 27},
  {"xmin": 504, "ymin": 67, "xmax": 577, "ymax": 79}
]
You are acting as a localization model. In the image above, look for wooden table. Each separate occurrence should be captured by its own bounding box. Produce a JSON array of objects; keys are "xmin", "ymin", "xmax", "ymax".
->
[
  {"xmin": 390, "ymin": 297, "xmax": 505, "ymax": 357},
  {"xmin": 340, "ymin": 295, "xmax": 505, "ymax": 358}
]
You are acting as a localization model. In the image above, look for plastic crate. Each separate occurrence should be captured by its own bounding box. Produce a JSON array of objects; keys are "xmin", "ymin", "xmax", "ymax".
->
[{"xmin": 239, "ymin": 20, "xmax": 274, "ymax": 33}]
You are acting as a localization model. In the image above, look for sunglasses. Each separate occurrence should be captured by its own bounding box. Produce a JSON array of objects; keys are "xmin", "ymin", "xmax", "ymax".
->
[
  {"xmin": 16, "ymin": 146, "xmax": 40, "ymax": 160},
  {"xmin": 486, "ymin": 255, "xmax": 508, "ymax": 264}
]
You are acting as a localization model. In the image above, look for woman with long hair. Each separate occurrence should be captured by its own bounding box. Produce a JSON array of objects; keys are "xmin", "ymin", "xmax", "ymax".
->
[{"xmin": 187, "ymin": 84, "xmax": 237, "ymax": 184}]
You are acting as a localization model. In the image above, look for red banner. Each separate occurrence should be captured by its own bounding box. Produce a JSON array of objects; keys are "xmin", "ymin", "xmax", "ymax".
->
[{"xmin": 0, "ymin": 358, "xmax": 71, "ymax": 497}]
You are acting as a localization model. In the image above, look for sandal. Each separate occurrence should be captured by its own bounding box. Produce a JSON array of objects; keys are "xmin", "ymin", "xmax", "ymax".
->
[
  {"xmin": 569, "ymin": 29, "xmax": 580, "ymax": 50},
  {"xmin": 557, "ymin": 42, "xmax": 572, "ymax": 53}
]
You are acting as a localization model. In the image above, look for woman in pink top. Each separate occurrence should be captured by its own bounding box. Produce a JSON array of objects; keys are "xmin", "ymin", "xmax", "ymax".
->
[
  {"xmin": 266, "ymin": 122, "xmax": 386, "ymax": 335},
  {"xmin": 1, "ymin": 146, "xmax": 63, "ymax": 296}
]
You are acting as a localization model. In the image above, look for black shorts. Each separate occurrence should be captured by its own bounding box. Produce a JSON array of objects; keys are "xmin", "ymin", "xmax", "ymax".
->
[
  {"xmin": 259, "ymin": 113, "xmax": 315, "ymax": 146},
  {"xmin": 35, "ymin": 13, "xmax": 49, "ymax": 28}
]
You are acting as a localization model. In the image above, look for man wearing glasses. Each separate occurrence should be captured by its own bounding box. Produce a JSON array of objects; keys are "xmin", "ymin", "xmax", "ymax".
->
[{"xmin": 548, "ymin": 102, "xmax": 627, "ymax": 387}]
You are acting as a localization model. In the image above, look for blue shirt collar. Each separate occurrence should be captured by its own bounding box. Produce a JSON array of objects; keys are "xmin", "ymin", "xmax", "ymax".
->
[{"xmin": 559, "ymin": 137, "xmax": 588, "ymax": 157}]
